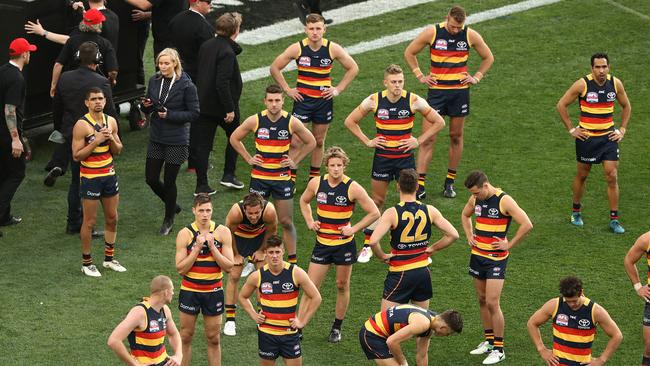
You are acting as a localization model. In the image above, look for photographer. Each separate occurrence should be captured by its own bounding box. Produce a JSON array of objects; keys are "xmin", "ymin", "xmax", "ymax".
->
[{"xmin": 141, "ymin": 48, "xmax": 199, "ymax": 236}]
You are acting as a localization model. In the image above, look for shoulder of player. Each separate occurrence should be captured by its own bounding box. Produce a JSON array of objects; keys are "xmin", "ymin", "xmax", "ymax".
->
[
  {"xmin": 226, "ymin": 203, "xmax": 243, "ymax": 222},
  {"xmin": 176, "ymin": 226, "xmax": 193, "ymax": 244}
]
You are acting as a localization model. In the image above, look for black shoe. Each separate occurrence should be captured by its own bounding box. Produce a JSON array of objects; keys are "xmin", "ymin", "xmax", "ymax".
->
[
  {"xmin": 220, "ymin": 175, "xmax": 244, "ymax": 190},
  {"xmin": 324, "ymin": 18, "xmax": 333, "ymax": 25},
  {"xmin": 44, "ymin": 167, "xmax": 63, "ymax": 187},
  {"xmin": 328, "ymin": 328, "xmax": 341, "ymax": 343},
  {"xmin": 442, "ymin": 184, "xmax": 457, "ymax": 198},
  {"xmin": 160, "ymin": 218, "xmax": 174, "ymax": 236},
  {"xmin": 175, "ymin": 204, "xmax": 182, "ymax": 214},
  {"xmin": 417, "ymin": 185, "xmax": 427, "ymax": 200},
  {"xmin": 294, "ymin": 0, "xmax": 309, "ymax": 25},
  {"xmin": 194, "ymin": 185, "xmax": 217, "ymax": 196},
  {"xmin": 0, "ymin": 216, "xmax": 22, "ymax": 226}
]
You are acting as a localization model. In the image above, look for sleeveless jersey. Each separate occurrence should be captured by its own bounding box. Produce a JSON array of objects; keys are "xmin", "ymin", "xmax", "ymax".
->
[
  {"xmin": 180, "ymin": 221, "xmax": 224, "ymax": 292},
  {"xmin": 234, "ymin": 200, "xmax": 268, "ymax": 240},
  {"xmin": 258, "ymin": 262, "xmax": 300, "ymax": 335},
  {"xmin": 373, "ymin": 90, "xmax": 416, "ymax": 159},
  {"xmin": 364, "ymin": 304, "xmax": 434, "ymax": 338},
  {"xmin": 578, "ymin": 74, "xmax": 617, "ymax": 135},
  {"xmin": 252, "ymin": 110, "xmax": 292, "ymax": 181},
  {"xmin": 389, "ymin": 201, "xmax": 432, "ymax": 272},
  {"xmin": 429, "ymin": 22, "xmax": 471, "ymax": 90},
  {"xmin": 79, "ymin": 113, "xmax": 114, "ymax": 179},
  {"xmin": 552, "ymin": 297, "xmax": 597, "ymax": 366},
  {"xmin": 127, "ymin": 299, "xmax": 169, "ymax": 366},
  {"xmin": 472, "ymin": 190, "xmax": 512, "ymax": 261},
  {"xmin": 646, "ymin": 239, "xmax": 650, "ymax": 285},
  {"xmin": 296, "ymin": 38, "xmax": 332, "ymax": 99},
  {"xmin": 316, "ymin": 175, "xmax": 355, "ymax": 246}
]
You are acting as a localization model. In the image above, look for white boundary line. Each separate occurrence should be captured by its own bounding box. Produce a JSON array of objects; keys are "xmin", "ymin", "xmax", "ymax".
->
[
  {"xmin": 602, "ymin": 0, "xmax": 650, "ymax": 20},
  {"xmin": 242, "ymin": 0, "xmax": 562, "ymax": 83},
  {"xmin": 238, "ymin": 0, "xmax": 436, "ymax": 45}
]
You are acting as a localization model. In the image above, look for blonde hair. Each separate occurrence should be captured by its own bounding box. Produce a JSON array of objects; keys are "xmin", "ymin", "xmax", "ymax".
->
[
  {"xmin": 323, "ymin": 146, "xmax": 350, "ymax": 167},
  {"xmin": 384, "ymin": 64, "xmax": 404, "ymax": 77},
  {"xmin": 156, "ymin": 48, "xmax": 183, "ymax": 78},
  {"xmin": 448, "ymin": 5, "xmax": 466, "ymax": 23},
  {"xmin": 150, "ymin": 275, "xmax": 173, "ymax": 294},
  {"xmin": 216, "ymin": 12, "xmax": 242, "ymax": 37}
]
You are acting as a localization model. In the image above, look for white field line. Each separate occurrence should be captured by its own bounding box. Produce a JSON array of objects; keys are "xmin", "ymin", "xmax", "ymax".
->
[
  {"xmin": 602, "ymin": 0, "xmax": 650, "ymax": 20},
  {"xmin": 238, "ymin": 0, "xmax": 436, "ymax": 45},
  {"xmin": 242, "ymin": 0, "xmax": 562, "ymax": 83}
]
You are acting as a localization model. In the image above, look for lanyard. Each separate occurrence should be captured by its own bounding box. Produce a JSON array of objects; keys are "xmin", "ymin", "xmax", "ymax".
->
[{"xmin": 158, "ymin": 73, "xmax": 176, "ymax": 104}]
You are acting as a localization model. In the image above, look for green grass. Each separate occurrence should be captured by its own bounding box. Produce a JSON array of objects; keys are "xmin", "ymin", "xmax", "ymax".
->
[{"xmin": 3, "ymin": 0, "xmax": 650, "ymax": 364}]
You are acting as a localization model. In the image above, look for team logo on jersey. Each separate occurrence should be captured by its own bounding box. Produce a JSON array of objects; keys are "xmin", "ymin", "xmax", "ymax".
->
[
  {"xmin": 261, "ymin": 282, "xmax": 273, "ymax": 294},
  {"xmin": 320, "ymin": 58, "xmax": 332, "ymax": 66},
  {"xmin": 555, "ymin": 314, "xmax": 569, "ymax": 326},
  {"xmin": 149, "ymin": 320, "xmax": 160, "ymax": 332},
  {"xmin": 278, "ymin": 130, "xmax": 289, "ymax": 139},
  {"xmin": 397, "ymin": 243, "xmax": 407, "ymax": 250},
  {"xmin": 317, "ymin": 192, "xmax": 328, "ymax": 204},
  {"xmin": 475, "ymin": 205, "xmax": 482, "ymax": 215},
  {"xmin": 578, "ymin": 319, "xmax": 591, "ymax": 328},
  {"xmin": 488, "ymin": 208, "xmax": 499, "ymax": 217},
  {"xmin": 299, "ymin": 56, "xmax": 311, "ymax": 67},
  {"xmin": 456, "ymin": 41, "xmax": 468, "ymax": 50},
  {"xmin": 335, "ymin": 196, "xmax": 347, "ymax": 205},
  {"xmin": 398, "ymin": 110, "xmax": 410, "ymax": 118},
  {"xmin": 257, "ymin": 128, "xmax": 270, "ymax": 139},
  {"xmin": 586, "ymin": 92, "xmax": 599, "ymax": 103},
  {"xmin": 377, "ymin": 109, "xmax": 389, "ymax": 119},
  {"xmin": 607, "ymin": 92, "xmax": 616, "ymax": 101},
  {"xmin": 282, "ymin": 282, "xmax": 294, "ymax": 291},
  {"xmin": 434, "ymin": 39, "xmax": 448, "ymax": 50}
]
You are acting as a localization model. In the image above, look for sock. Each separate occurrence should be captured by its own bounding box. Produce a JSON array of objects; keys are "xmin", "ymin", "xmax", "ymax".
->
[
  {"xmin": 493, "ymin": 336, "xmax": 504, "ymax": 352},
  {"xmin": 104, "ymin": 242, "xmax": 115, "ymax": 262},
  {"xmin": 610, "ymin": 210, "xmax": 619, "ymax": 220},
  {"xmin": 445, "ymin": 169, "xmax": 457, "ymax": 186},
  {"xmin": 484, "ymin": 329, "xmax": 494, "ymax": 346},
  {"xmin": 82, "ymin": 253, "xmax": 93, "ymax": 266},
  {"xmin": 418, "ymin": 173, "xmax": 426, "ymax": 190},
  {"xmin": 332, "ymin": 318, "xmax": 343, "ymax": 330},
  {"xmin": 363, "ymin": 228, "xmax": 373, "ymax": 247},
  {"xmin": 309, "ymin": 166, "xmax": 320, "ymax": 180},
  {"xmin": 290, "ymin": 169, "xmax": 297, "ymax": 183},
  {"xmin": 225, "ymin": 304, "xmax": 236, "ymax": 322},
  {"xmin": 572, "ymin": 202, "xmax": 581, "ymax": 212},
  {"xmin": 288, "ymin": 254, "xmax": 297, "ymax": 264},
  {"xmin": 642, "ymin": 356, "xmax": 650, "ymax": 365}
]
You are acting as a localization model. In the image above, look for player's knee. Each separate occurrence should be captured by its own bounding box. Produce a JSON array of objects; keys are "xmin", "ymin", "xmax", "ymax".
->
[
  {"xmin": 486, "ymin": 299, "xmax": 501, "ymax": 313},
  {"xmin": 605, "ymin": 169, "xmax": 618, "ymax": 185},
  {"xmin": 206, "ymin": 330, "xmax": 221, "ymax": 346},
  {"xmin": 105, "ymin": 212, "xmax": 118, "ymax": 227},
  {"xmin": 335, "ymin": 278, "xmax": 349, "ymax": 291},
  {"xmin": 279, "ymin": 217, "xmax": 294, "ymax": 230},
  {"xmin": 373, "ymin": 196, "xmax": 385, "ymax": 209},
  {"xmin": 83, "ymin": 216, "xmax": 97, "ymax": 228},
  {"xmin": 315, "ymin": 135, "xmax": 326, "ymax": 148},
  {"xmin": 180, "ymin": 328, "xmax": 195, "ymax": 345},
  {"xmin": 477, "ymin": 295, "xmax": 487, "ymax": 306},
  {"xmin": 229, "ymin": 272, "xmax": 241, "ymax": 283},
  {"xmin": 449, "ymin": 131, "xmax": 463, "ymax": 144}
]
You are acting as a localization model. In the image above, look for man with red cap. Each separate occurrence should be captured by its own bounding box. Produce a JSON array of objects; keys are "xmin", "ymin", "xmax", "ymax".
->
[{"xmin": 0, "ymin": 38, "xmax": 37, "ymax": 231}]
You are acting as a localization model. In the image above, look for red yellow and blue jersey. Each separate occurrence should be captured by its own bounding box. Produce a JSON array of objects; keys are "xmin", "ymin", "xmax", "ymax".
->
[
  {"xmin": 316, "ymin": 175, "xmax": 355, "ymax": 246},
  {"xmin": 181, "ymin": 221, "xmax": 223, "ymax": 293},
  {"xmin": 295, "ymin": 38, "xmax": 332, "ymax": 99},
  {"xmin": 389, "ymin": 201, "xmax": 431, "ymax": 272},
  {"xmin": 552, "ymin": 296, "xmax": 597, "ymax": 366},
  {"xmin": 373, "ymin": 90, "xmax": 416, "ymax": 159},
  {"xmin": 80, "ymin": 113, "xmax": 114, "ymax": 179},
  {"xmin": 646, "ymin": 239, "xmax": 650, "ymax": 285},
  {"xmin": 257, "ymin": 262, "xmax": 300, "ymax": 335},
  {"xmin": 472, "ymin": 190, "xmax": 512, "ymax": 261},
  {"xmin": 364, "ymin": 304, "xmax": 434, "ymax": 338},
  {"xmin": 429, "ymin": 22, "xmax": 471, "ymax": 90},
  {"xmin": 578, "ymin": 74, "xmax": 617, "ymax": 135},
  {"xmin": 252, "ymin": 110, "xmax": 292, "ymax": 181},
  {"xmin": 234, "ymin": 200, "xmax": 268, "ymax": 240},
  {"xmin": 127, "ymin": 299, "xmax": 169, "ymax": 366}
]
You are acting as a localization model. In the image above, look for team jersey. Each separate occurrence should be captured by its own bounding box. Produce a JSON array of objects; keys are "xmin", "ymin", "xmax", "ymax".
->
[
  {"xmin": 180, "ymin": 221, "xmax": 224, "ymax": 293},
  {"xmin": 257, "ymin": 262, "xmax": 300, "ymax": 336},
  {"xmin": 552, "ymin": 297, "xmax": 597, "ymax": 366},
  {"xmin": 373, "ymin": 90, "xmax": 416, "ymax": 159},
  {"xmin": 79, "ymin": 113, "xmax": 114, "ymax": 179},
  {"xmin": 578, "ymin": 74, "xmax": 617, "ymax": 135},
  {"xmin": 388, "ymin": 201, "xmax": 432, "ymax": 272},
  {"xmin": 364, "ymin": 304, "xmax": 434, "ymax": 338},
  {"xmin": 127, "ymin": 299, "xmax": 169, "ymax": 366},
  {"xmin": 295, "ymin": 38, "xmax": 332, "ymax": 99},
  {"xmin": 472, "ymin": 190, "xmax": 512, "ymax": 261},
  {"xmin": 316, "ymin": 174, "xmax": 355, "ymax": 246},
  {"xmin": 646, "ymin": 239, "xmax": 650, "ymax": 286},
  {"xmin": 234, "ymin": 200, "xmax": 268, "ymax": 240},
  {"xmin": 429, "ymin": 22, "xmax": 471, "ymax": 90},
  {"xmin": 252, "ymin": 110, "xmax": 292, "ymax": 181}
]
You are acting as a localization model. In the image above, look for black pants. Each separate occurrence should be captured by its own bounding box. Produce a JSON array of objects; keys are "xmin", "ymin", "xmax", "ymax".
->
[
  {"xmin": 189, "ymin": 112, "xmax": 240, "ymax": 188},
  {"xmin": 0, "ymin": 147, "xmax": 25, "ymax": 222},
  {"xmin": 46, "ymin": 140, "xmax": 70, "ymax": 175},
  {"xmin": 136, "ymin": 20, "xmax": 150, "ymax": 85},
  {"xmin": 67, "ymin": 158, "xmax": 82, "ymax": 229},
  {"xmin": 145, "ymin": 158, "xmax": 181, "ymax": 220},
  {"xmin": 307, "ymin": 0, "xmax": 322, "ymax": 13}
]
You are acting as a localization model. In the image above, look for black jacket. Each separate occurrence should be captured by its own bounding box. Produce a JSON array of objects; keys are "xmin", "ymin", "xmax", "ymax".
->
[
  {"xmin": 52, "ymin": 66, "xmax": 116, "ymax": 138},
  {"xmin": 142, "ymin": 72, "xmax": 199, "ymax": 146},
  {"xmin": 169, "ymin": 9, "xmax": 214, "ymax": 81},
  {"xmin": 196, "ymin": 36, "xmax": 242, "ymax": 117},
  {"xmin": 56, "ymin": 30, "xmax": 118, "ymax": 74}
]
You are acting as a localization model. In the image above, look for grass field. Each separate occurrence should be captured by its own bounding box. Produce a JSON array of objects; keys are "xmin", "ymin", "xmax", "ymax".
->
[{"xmin": 3, "ymin": 0, "xmax": 650, "ymax": 364}]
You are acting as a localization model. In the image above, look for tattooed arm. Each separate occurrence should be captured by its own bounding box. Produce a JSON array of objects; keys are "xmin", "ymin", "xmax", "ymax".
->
[{"xmin": 5, "ymin": 104, "xmax": 23, "ymax": 158}]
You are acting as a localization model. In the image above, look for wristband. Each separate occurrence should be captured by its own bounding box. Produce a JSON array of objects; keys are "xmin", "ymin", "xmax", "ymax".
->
[
  {"xmin": 634, "ymin": 283, "xmax": 642, "ymax": 291},
  {"xmin": 332, "ymin": 88, "xmax": 340, "ymax": 97},
  {"xmin": 43, "ymin": 31, "xmax": 49, "ymax": 38},
  {"xmin": 569, "ymin": 127, "xmax": 576, "ymax": 134},
  {"xmin": 615, "ymin": 128, "xmax": 621, "ymax": 134}
]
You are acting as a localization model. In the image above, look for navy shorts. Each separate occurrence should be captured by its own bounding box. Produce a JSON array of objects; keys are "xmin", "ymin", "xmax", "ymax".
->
[
  {"xmin": 80, "ymin": 174, "xmax": 119, "ymax": 200},
  {"xmin": 468, "ymin": 254, "xmax": 508, "ymax": 280},
  {"xmin": 178, "ymin": 289, "xmax": 224, "ymax": 316},
  {"xmin": 371, "ymin": 154, "xmax": 415, "ymax": 181},
  {"xmin": 359, "ymin": 328, "xmax": 392, "ymax": 360},
  {"xmin": 426, "ymin": 88, "xmax": 469, "ymax": 117},
  {"xmin": 258, "ymin": 331, "xmax": 302, "ymax": 360},
  {"xmin": 235, "ymin": 234, "xmax": 264, "ymax": 258},
  {"xmin": 249, "ymin": 178, "xmax": 294, "ymax": 200},
  {"xmin": 575, "ymin": 134, "xmax": 619, "ymax": 164},
  {"xmin": 383, "ymin": 267, "xmax": 432, "ymax": 303},
  {"xmin": 643, "ymin": 300, "xmax": 650, "ymax": 327},
  {"xmin": 310, "ymin": 240, "xmax": 357, "ymax": 265},
  {"xmin": 292, "ymin": 96, "xmax": 333, "ymax": 124}
]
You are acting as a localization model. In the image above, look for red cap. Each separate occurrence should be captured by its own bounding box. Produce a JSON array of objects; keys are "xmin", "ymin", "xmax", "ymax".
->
[
  {"xmin": 9, "ymin": 38, "xmax": 37, "ymax": 56},
  {"xmin": 83, "ymin": 8, "xmax": 106, "ymax": 25}
]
